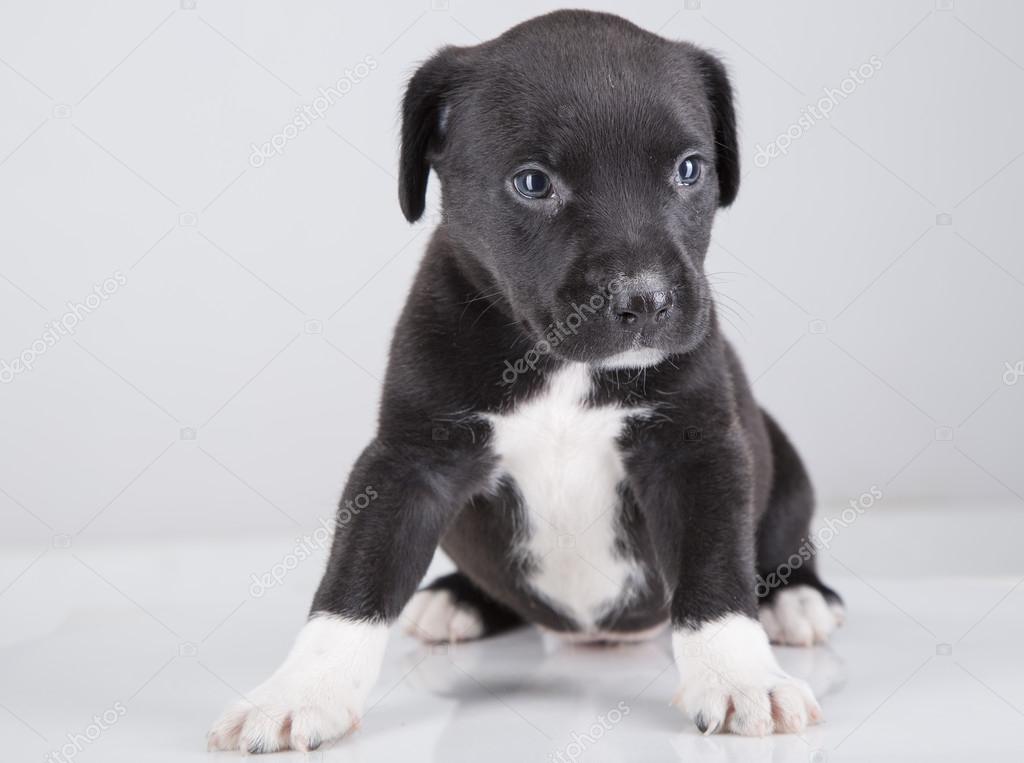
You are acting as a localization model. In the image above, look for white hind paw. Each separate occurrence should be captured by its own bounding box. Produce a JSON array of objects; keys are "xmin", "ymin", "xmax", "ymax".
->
[
  {"xmin": 401, "ymin": 589, "xmax": 485, "ymax": 643},
  {"xmin": 759, "ymin": 585, "xmax": 844, "ymax": 646}
]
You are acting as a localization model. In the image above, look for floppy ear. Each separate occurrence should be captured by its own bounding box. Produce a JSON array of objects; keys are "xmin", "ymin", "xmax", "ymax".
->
[
  {"xmin": 399, "ymin": 47, "xmax": 463, "ymax": 222},
  {"xmin": 694, "ymin": 51, "xmax": 740, "ymax": 207}
]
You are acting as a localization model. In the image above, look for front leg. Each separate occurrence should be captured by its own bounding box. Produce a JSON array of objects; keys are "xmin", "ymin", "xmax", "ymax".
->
[
  {"xmin": 629, "ymin": 431, "xmax": 821, "ymax": 736},
  {"xmin": 208, "ymin": 436, "xmax": 491, "ymax": 753}
]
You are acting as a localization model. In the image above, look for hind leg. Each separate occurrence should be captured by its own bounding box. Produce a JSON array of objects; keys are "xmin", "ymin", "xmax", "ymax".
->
[
  {"xmin": 401, "ymin": 571, "xmax": 525, "ymax": 644},
  {"xmin": 756, "ymin": 411, "xmax": 845, "ymax": 647}
]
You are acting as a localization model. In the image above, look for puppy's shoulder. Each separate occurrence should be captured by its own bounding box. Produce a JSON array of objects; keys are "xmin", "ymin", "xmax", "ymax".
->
[{"xmin": 379, "ymin": 228, "xmax": 533, "ymax": 426}]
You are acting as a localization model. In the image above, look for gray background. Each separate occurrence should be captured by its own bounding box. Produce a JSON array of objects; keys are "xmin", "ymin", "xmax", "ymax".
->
[{"xmin": 2, "ymin": 0, "xmax": 1023, "ymax": 549}]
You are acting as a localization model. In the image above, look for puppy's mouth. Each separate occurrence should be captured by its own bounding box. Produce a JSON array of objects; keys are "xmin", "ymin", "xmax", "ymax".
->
[
  {"xmin": 600, "ymin": 330, "xmax": 678, "ymax": 359},
  {"xmin": 526, "ymin": 295, "xmax": 711, "ymax": 364},
  {"xmin": 540, "ymin": 322, "xmax": 685, "ymax": 363}
]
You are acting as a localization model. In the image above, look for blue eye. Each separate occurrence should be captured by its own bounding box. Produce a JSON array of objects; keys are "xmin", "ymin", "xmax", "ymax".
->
[
  {"xmin": 513, "ymin": 170, "xmax": 552, "ymax": 199},
  {"xmin": 677, "ymin": 157, "xmax": 702, "ymax": 186}
]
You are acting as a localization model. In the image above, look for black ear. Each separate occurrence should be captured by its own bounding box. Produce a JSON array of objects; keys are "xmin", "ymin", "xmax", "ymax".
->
[
  {"xmin": 399, "ymin": 47, "xmax": 463, "ymax": 222},
  {"xmin": 694, "ymin": 51, "xmax": 740, "ymax": 207}
]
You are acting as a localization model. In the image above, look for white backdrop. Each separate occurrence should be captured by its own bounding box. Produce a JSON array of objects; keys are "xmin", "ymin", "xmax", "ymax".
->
[{"xmin": 2, "ymin": 0, "xmax": 1023, "ymax": 547}]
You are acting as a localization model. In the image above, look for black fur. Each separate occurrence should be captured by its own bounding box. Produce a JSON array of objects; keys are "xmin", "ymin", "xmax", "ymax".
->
[
  {"xmin": 692, "ymin": 50, "xmax": 740, "ymax": 207},
  {"xmin": 399, "ymin": 46, "xmax": 464, "ymax": 222},
  {"xmin": 311, "ymin": 10, "xmax": 838, "ymax": 637}
]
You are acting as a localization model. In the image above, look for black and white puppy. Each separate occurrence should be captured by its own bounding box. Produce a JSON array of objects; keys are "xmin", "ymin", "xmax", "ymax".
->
[{"xmin": 210, "ymin": 10, "xmax": 843, "ymax": 753}]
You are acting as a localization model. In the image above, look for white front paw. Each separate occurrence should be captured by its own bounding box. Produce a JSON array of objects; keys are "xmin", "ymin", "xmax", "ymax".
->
[
  {"xmin": 207, "ymin": 615, "xmax": 388, "ymax": 754},
  {"xmin": 208, "ymin": 681, "xmax": 359, "ymax": 753},
  {"xmin": 673, "ymin": 614, "xmax": 821, "ymax": 736}
]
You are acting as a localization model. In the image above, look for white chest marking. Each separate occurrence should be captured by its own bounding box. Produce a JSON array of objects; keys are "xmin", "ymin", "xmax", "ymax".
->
[{"xmin": 486, "ymin": 364, "xmax": 647, "ymax": 630}]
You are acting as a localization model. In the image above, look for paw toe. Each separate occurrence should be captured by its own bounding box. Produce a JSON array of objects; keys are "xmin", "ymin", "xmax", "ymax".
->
[
  {"xmin": 240, "ymin": 707, "xmax": 287, "ymax": 754},
  {"xmin": 207, "ymin": 701, "xmax": 249, "ymax": 751},
  {"xmin": 289, "ymin": 705, "xmax": 354, "ymax": 752},
  {"xmin": 769, "ymin": 683, "xmax": 809, "ymax": 733},
  {"xmin": 802, "ymin": 591, "xmax": 838, "ymax": 643},
  {"xmin": 684, "ymin": 689, "xmax": 729, "ymax": 735},
  {"xmin": 830, "ymin": 601, "xmax": 847, "ymax": 627},
  {"xmin": 776, "ymin": 592, "xmax": 815, "ymax": 645},
  {"xmin": 727, "ymin": 689, "xmax": 773, "ymax": 736}
]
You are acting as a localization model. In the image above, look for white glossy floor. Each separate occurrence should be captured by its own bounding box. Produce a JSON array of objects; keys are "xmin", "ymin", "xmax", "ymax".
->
[{"xmin": 4, "ymin": 513, "xmax": 1024, "ymax": 762}]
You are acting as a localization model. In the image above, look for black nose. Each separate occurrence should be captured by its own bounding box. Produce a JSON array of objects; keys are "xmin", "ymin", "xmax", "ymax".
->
[{"xmin": 612, "ymin": 287, "xmax": 674, "ymax": 327}]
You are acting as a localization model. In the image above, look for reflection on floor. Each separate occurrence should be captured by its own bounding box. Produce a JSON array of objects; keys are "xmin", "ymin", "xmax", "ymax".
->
[{"xmin": 3, "ymin": 531, "xmax": 1023, "ymax": 762}]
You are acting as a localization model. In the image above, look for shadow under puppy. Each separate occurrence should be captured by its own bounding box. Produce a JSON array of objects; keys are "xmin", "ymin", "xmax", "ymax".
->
[{"xmin": 209, "ymin": 10, "xmax": 844, "ymax": 753}]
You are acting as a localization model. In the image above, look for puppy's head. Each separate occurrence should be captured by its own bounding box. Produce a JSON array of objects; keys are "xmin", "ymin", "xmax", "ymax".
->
[{"xmin": 399, "ymin": 10, "xmax": 738, "ymax": 363}]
